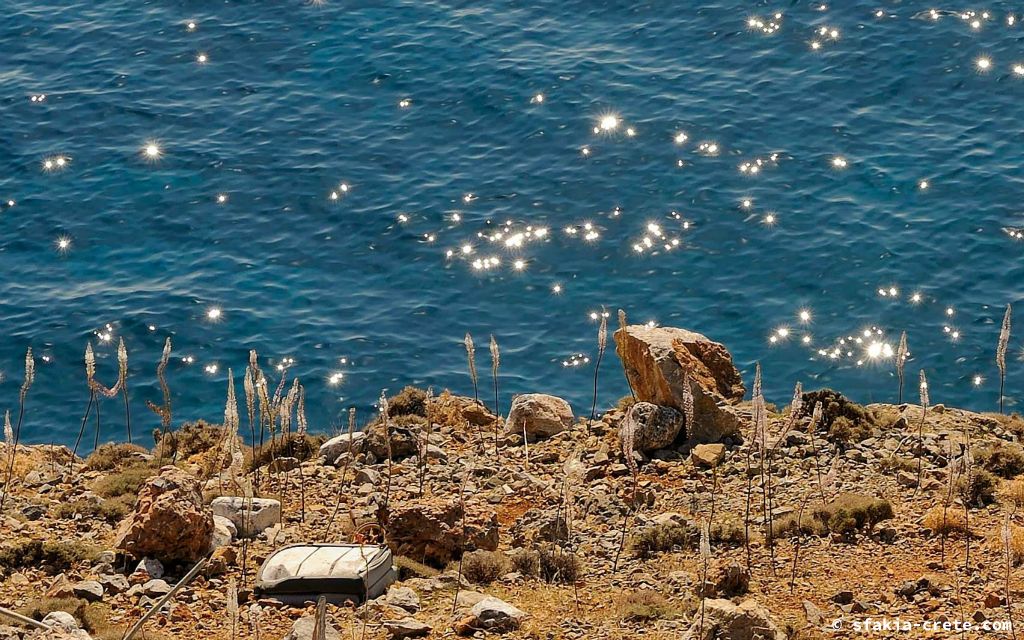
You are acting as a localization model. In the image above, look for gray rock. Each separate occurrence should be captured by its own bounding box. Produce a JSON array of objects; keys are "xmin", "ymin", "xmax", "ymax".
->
[
  {"xmin": 282, "ymin": 616, "xmax": 341, "ymax": 640},
  {"xmin": 98, "ymin": 574, "xmax": 130, "ymax": 595},
  {"xmin": 505, "ymin": 394, "xmax": 573, "ymax": 440},
  {"xmin": 385, "ymin": 586, "xmax": 420, "ymax": 613},
  {"xmin": 319, "ymin": 432, "xmax": 368, "ymax": 465},
  {"xmin": 622, "ymin": 402, "xmax": 685, "ymax": 452},
  {"xmin": 72, "ymin": 580, "xmax": 104, "ymax": 602},
  {"xmin": 383, "ymin": 618, "xmax": 431, "ymax": 639},
  {"xmin": 212, "ymin": 514, "xmax": 237, "ymax": 548},
  {"xmin": 354, "ymin": 468, "xmax": 381, "ymax": 486},
  {"xmin": 142, "ymin": 579, "xmax": 172, "ymax": 598},
  {"xmin": 211, "ymin": 496, "xmax": 281, "ymax": 537},
  {"xmin": 468, "ymin": 596, "xmax": 528, "ymax": 633}
]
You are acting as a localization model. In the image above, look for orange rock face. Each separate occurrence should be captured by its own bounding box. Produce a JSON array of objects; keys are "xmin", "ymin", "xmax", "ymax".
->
[
  {"xmin": 112, "ymin": 465, "xmax": 214, "ymax": 563},
  {"xmin": 614, "ymin": 324, "xmax": 746, "ymax": 444}
]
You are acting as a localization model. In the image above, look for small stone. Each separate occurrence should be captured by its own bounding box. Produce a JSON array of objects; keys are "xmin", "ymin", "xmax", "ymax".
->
[
  {"xmin": 132, "ymin": 557, "xmax": 164, "ymax": 582},
  {"xmin": 691, "ymin": 443, "xmax": 726, "ymax": 468},
  {"xmin": 354, "ymin": 468, "xmax": 381, "ymax": 486},
  {"xmin": 99, "ymin": 574, "xmax": 130, "ymax": 595},
  {"xmin": 505, "ymin": 394, "xmax": 574, "ymax": 440},
  {"xmin": 319, "ymin": 432, "xmax": 368, "ymax": 465},
  {"xmin": 832, "ymin": 590, "xmax": 854, "ymax": 605},
  {"xmin": 466, "ymin": 596, "xmax": 528, "ymax": 633},
  {"xmin": 282, "ymin": 616, "xmax": 341, "ymax": 640}
]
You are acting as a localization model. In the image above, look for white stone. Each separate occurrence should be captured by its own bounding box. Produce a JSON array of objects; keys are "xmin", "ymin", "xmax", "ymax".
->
[
  {"xmin": 211, "ymin": 497, "xmax": 281, "ymax": 537},
  {"xmin": 319, "ymin": 432, "xmax": 367, "ymax": 465}
]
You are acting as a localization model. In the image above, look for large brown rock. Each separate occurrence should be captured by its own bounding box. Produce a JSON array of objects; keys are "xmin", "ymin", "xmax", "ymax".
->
[
  {"xmin": 505, "ymin": 394, "xmax": 573, "ymax": 440},
  {"xmin": 112, "ymin": 466, "xmax": 214, "ymax": 563},
  {"xmin": 682, "ymin": 598, "xmax": 785, "ymax": 640},
  {"xmin": 615, "ymin": 325, "xmax": 745, "ymax": 444},
  {"xmin": 387, "ymin": 497, "xmax": 499, "ymax": 566}
]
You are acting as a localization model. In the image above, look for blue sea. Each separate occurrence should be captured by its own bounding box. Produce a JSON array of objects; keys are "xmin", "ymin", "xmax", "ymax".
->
[{"xmin": 2, "ymin": 1, "xmax": 1024, "ymax": 447}]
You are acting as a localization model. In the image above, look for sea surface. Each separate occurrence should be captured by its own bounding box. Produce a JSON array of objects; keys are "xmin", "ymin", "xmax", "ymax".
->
[{"xmin": 2, "ymin": 1, "xmax": 1024, "ymax": 447}]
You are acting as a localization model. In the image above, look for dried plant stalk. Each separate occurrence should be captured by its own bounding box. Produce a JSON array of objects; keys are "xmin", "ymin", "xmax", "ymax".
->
[
  {"xmin": 147, "ymin": 338, "xmax": 173, "ymax": 462},
  {"xmin": 999, "ymin": 304, "xmax": 1012, "ymax": 414},
  {"xmin": 896, "ymin": 331, "xmax": 908, "ymax": 404},
  {"xmin": 590, "ymin": 310, "xmax": 608, "ymax": 428},
  {"xmin": 489, "ymin": 335, "xmax": 501, "ymax": 457},
  {"xmin": 0, "ymin": 349, "xmax": 33, "ymax": 515},
  {"xmin": 618, "ymin": 309, "xmax": 635, "ymax": 399},
  {"xmin": 915, "ymin": 370, "xmax": 929, "ymax": 495},
  {"xmin": 464, "ymin": 333, "xmax": 479, "ymax": 404}
]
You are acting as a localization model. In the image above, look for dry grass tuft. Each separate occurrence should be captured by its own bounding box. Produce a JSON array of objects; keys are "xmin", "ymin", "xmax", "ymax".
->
[
  {"xmin": 617, "ymin": 590, "xmax": 689, "ymax": 622},
  {"xmin": 1002, "ymin": 479, "xmax": 1024, "ymax": 508},
  {"xmin": 923, "ymin": 506, "xmax": 969, "ymax": 536},
  {"xmin": 394, "ymin": 555, "xmax": 440, "ymax": 580},
  {"xmin": 974, "ymin": 442, "xmax": 1024, "ymax": 479},
  {"xmin": 456, "ymin": 550, "xmax": 509, "ymax": 585},
  {"xmin": 0, "ymin": 539, "xmax": 100, "ymax": 576},
  {"xmin": 91, "ymin": 459, "xmax": 160, "ymax": 499}
]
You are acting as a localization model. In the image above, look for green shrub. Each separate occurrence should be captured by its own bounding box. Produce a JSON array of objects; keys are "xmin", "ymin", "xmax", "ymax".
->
[
  {"xmin": 92, "ymin": 461, "xmax": 160, "ymax": 498},
  {"xmin": 394, "ymin": 555, "xmax": 439, "ymax": 580},
  {"xmin": 958, "ymin": 470, "xmax": 999, "ymax": 507},
  {"xmin": 800, "ymin": 389, "xmax": 875, "ymax": 442},
  {"xmin": 975, "ymin": 443, "xmax": 1024, "ymax": 479},
  {"xmin": 54, "ymin": 496, "xmax": 133, "ymax": 524},
  {"xmin": 84, "ymin": 443, "xmax": 149, "ymax": 471},
  {"xmin": 775, "ymin": 493, "xmax": 894, "ymax": 538},
  {"xmin": 386, "ymin": 386, "xmax": 430, "ymax": 417},
  {"xmin": 152, "ymin": 420, "xmax": 224, "ymax": 459},
  {"xmin": 458, "ymin": 550, "xmax": 509, "ymax": 585},
  {"xmin": 0, "ymin": 540, "xmax": 99, "ymax": 576}
]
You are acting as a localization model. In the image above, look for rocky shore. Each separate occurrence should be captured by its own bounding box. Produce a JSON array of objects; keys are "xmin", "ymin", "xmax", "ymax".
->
[{"xmin": 1, "ymin": 323, "xmax": 1023, "ymax": 639}]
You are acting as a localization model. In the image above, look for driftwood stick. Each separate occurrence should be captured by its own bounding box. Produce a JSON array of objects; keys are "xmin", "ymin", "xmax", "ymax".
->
[{"xmin": 0, "ymin": 605, "xmax": 52, "ymax": 630}]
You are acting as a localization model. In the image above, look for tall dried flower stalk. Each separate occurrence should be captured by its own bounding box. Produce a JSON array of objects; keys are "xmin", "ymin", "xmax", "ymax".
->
[
  {"xmin": 896, "ymin": 331, "xmax": 908, "ymax": 404},
  {"xmin": 613, "ymin": 411, "xmax": 639, "ymax": 572},
  {"xmin": 744, "ymin": 363, "xmax": 765, "ymax": 574},
  {"xmin": 915, "ymin": 370, "xmax": 929, "ymax": 495},
  {"xmin": 697, "ymin": 521, "xmax": 711, "ymax": 640},
  {"xmin": 617, "ymin": 309, "xmax": 635, "ymax": 399},
  {"xmin": 807, "ymin": 402, "xmax": 826, "ymax": 505},
  {"xmin": 998, "ymin": 304, "xmax": 1012, "ymax": 414},
  {"xmin": 325, "ymin": 407, "xmax": 358, "ymax": 539},
  {"xmin": 71, "ymin": 344, "xmax": 99, "ymax": 462},
  {"xmin": 296, "ymin": 382, "xmax": 308, "ymax": 522},
  {"xmin": 764, "ymin": 382, "xmax": 803, "ymax": 569},
  {"xmin": 464, "ymin": 333, "xmax": 479, "ymax": 404},
  {"xmin": 148, "ymin": 338, "xmax": 173, "ymax": 462},
  {"xmin": 226, "ymin": 576, "xmax": 238, "ymax": 640},
  {"xmin": 418, "ymin": 388, "xmax": 433, "ymax": 497},
  {"xmin": 590, "ymin": 310, "xmax": 608, "ymax": 429},
  {"xmin": 380, "ymin": 391, "xmax": 393, "ymax": 514},
  {"xmin": 0, "ymin": 349, "xmax": 33, "ymax": 515},
  {"xmin": 489, "ymin": 335, "xmax": 501, "ymax": 457},
  {"xmin": 1003, "ymin": 514, "xmax": 1017, "ymax": 640},
  {"xmin": 451, "ymin": 450, "xmax": 477, "ymax": 615}
]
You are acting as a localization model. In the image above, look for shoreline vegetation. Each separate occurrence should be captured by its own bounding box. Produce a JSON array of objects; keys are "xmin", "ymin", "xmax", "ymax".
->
[{"xmin": 0, "ymin": 318, "xmax": 1023, "ymax": 639}]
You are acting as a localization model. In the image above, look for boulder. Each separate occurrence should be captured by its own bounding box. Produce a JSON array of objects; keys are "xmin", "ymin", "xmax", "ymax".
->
[
  {"xmin": 387, "ymin": 498, "xmax": 499, "ymax": 566},
  {"xmin": 35, "ymin": 612, "xmax": 92, "ymax": 640},
  {"xmin": 365, "ymin": 422, "xmax": 419, "ymax": 460},
  {"xmin": 505, "ymin": 394, "xmax": 573, "ymax": 440},
  {"xmin": 458, "ymin": 596, "xmax": 528, "ymax": 634},
  {"xmin": 615, "ymin": 325, "xmax": 745, "ymax": 443},
  {"xmin": 282, "ymin": 616, "xmax": 341, "ymax": 640},
  {"xmin": 682, "ymin": 598, "xmax": 785, "ymax": 640},
  {"xmin": 622, "ymin": 402, "xmax": 685, "ymax": 452},
  {"xmin": 211, "ymin": 497, "xmax": 281, "ymax": 537},
  {"xmin": 112, "ymin": 466, "xmax": 214, "ymax": 563},
  {"xmin": 319, "ymin": 432, "xmax": 367, "ymax": 465}
]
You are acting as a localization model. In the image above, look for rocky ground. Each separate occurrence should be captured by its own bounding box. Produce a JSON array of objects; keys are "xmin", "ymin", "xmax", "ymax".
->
[{"xmin": 1, "ymin": 324, "xmax": 1024, "ymax": 639}]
